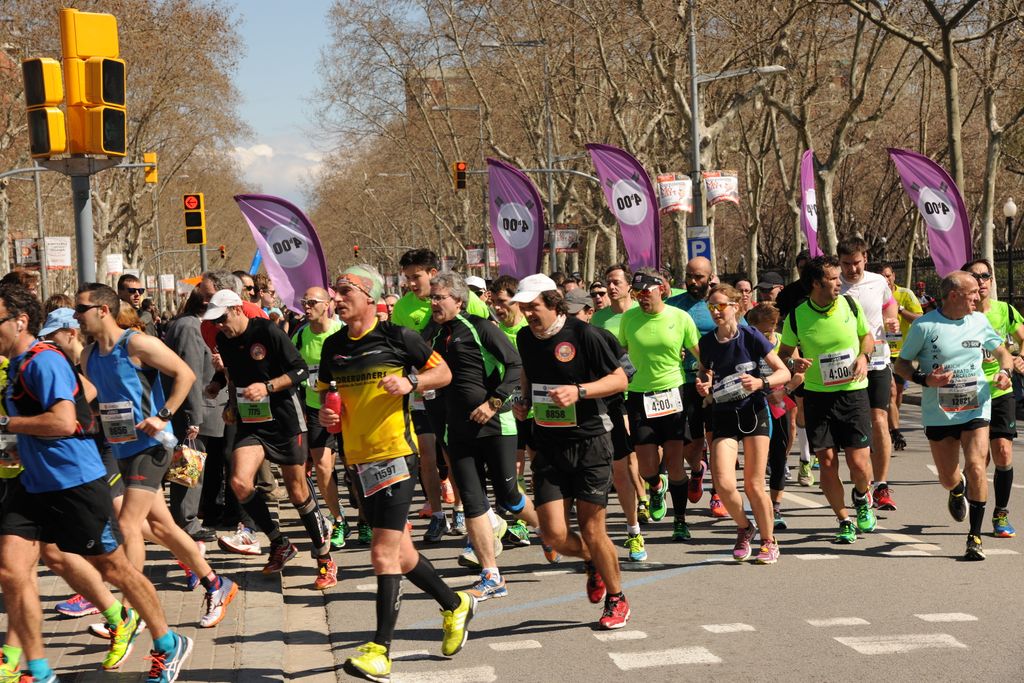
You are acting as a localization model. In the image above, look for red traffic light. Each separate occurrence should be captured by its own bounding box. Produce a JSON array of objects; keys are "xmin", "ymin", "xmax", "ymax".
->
[
  {"xmin": 455, "ymin": 161, "xmax": 467, "ymax": 172},
  {"xmin": 183, "ymin": 194, "xmax": 201, "ymax": 210}
]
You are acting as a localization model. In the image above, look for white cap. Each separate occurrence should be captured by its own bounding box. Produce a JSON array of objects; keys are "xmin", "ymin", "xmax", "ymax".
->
[
  {"xmin": 511, "ymin": 274, "xmax": 558, "ymax": 304},
  {"xmin": 201, "ymin": 289, "xmax": 244, "ymax": 320},
  {"xmin": 465, "ymin": 275, "xmax": 487, "ymax": 291}
]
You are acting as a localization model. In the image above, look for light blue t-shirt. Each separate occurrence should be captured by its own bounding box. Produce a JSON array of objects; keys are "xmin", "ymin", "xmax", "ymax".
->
[{"xmin": 899, "ymin": 309, "xmax": 1002, "ymax": 426}]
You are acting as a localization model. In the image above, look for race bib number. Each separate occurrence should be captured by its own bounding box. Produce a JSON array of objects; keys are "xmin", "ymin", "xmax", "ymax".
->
[
  {"xmin": 712, "ymin": 372, "xmax": 752, "ymax": 404},
  {"xmin": 885, "ymin": 330, "xmax": 902, "ymax": 344},
  {"xmin": 870, "ymin": 342, "xmax": 889, "ymax": 371},
  {"xmin": 819, "ymin": 349, "xmax": 856, "ymax": 387},
  {"xmin": 938, "ymin": 379, "xmax": 980, "ymax": 413},
  {"xmin": 357, "ymin": 456, "xmax": 411, "ymax": 497},
  {"xmin": 643, "ymin": 388, "xmax": 683, "ymax": 418},
  {"xmin": 99, "ymin": 401, "xmax": 138, "ymax": 443},
  {"xmin": 532, "ymin": 384, "xmax": 577, "ymax": 427},
  {"xmin": 236, "ymin": 389, "xmax": 272, "ymax": 423},
  {"xmin": 409, "ymin": 391, "xmax": 425, "ymax": 412}
]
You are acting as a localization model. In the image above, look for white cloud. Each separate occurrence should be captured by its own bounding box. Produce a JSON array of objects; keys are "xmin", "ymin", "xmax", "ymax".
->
[{"xmin": 232, "ymin": 137, "xmax": 323, "ymax": 207}]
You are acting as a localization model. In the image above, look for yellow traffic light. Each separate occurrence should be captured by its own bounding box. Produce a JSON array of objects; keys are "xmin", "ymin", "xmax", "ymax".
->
[
  {"xmin": 22, "ymin": 58, "xmax": 66, "ymax": 158},
  {"xmin": 144, "ymin": 152, "xmax": 158, "ymax": 184},
  {"xmin": 184, "ymin": 193, "xmax": 207, "ymax": 245},
  {"xmin": 453, "ymin": 161, "xmax": 467, "ymax": 190}
]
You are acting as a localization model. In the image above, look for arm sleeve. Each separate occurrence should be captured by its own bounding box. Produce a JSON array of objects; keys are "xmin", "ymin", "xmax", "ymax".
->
[
  {"xmin": 898, "ymin": 319, "xmax": 926, "ymax": 361},
  {"xmin": 478, "ymin": 320, "xmax": 522, "ymax": 401}
]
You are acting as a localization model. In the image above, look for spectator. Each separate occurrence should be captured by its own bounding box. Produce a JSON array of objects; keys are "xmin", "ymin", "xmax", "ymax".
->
[
  {"xmin": 116, "ymin": 274, "xmax": 157, "ymax": 336},
  {"xmin": 43, "ymin": 293, "xmax": 74, "ymax": 314},
  {"xmin": 915, "ymin": 280, "xmax": 938, "ymax": 313},
  {"xmin": 756, "ymin": 272, "xmax": 785, "ymax": 302}
]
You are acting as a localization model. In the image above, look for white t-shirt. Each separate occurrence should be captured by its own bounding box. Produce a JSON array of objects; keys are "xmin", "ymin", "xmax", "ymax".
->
[{"xmin": 841, "ymin": 271, "xmax": 895, "ymax": 368}]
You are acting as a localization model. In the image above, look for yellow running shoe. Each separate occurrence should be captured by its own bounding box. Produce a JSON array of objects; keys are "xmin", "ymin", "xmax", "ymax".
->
[
  {"xmin": 342, "ymin": 642, "xmax": 391, "ymax": 682},
  {"xmin": 440, "ymin": 591, "xmax": 477, "ymax": 657}
]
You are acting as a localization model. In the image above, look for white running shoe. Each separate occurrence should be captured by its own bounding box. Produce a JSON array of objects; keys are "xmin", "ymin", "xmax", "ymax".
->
[{"xmin": 217, "ymin": 524, "xmax": 262, "ymax": 556}]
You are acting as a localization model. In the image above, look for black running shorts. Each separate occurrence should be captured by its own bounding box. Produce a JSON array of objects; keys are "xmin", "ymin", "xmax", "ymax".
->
[
  {"xmin": 925, "ymin": 418, "xmax": 989, "ymax": 442},
  {"xmin": 803, "ymin": 389, "xmax": 872, "ymax": 452},
  {"xmin": 989, "ymin": 394, "xmax": 1017, "ymax": 441},
  {"xmin": 0, "ymin": 477, "xmax": 121, "ymax": 556},
  {"xmin": 117, "ymin": 444, "xmax": 171, "ymax": 492},
  {"xmin": 532, "ymin": 432, "xmax": 613, "ymax": 508},
  {"xmin": 866, "ymin": 367, "xmax": 893, "ymax": 410},
  {"xmin": 235, "ymin": 430, "xmax": 308, "ymax": 467}
]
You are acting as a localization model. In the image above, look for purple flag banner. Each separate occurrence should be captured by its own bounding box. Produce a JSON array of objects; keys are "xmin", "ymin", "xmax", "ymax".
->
[
  {"xmin": 487, "ymin": 159, "xmax": 546, "ymax": 277},
  {"xmin": 586, "ymin": 143, "xmax": 660, "ymax": 270},
  {"xmin": 800, "ymin": 150, "xmax": 823, "ymax": 257},
  {"xmin": 887, "ymin": 148, "xmax": 971, "ymax": 277},
  {"xmin": 234, "ymin": 194, "xmax": 329, "ymax": 314}
]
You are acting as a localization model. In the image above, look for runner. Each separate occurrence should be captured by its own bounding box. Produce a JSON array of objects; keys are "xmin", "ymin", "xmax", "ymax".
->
[
  {"xmin": 619, "ymin": 269, "xmax": 699, "ymax": 542},
  {"xmin": 511, "ymin": 274, "xmax": 632, "ymax": 629},
  {"xmin": 963, "ymin": 259, "xmax": 1024, "ymax": 538},
  {"xmin": 200, "ymin": 287, "xmax": 338, "ymax": 588},
  {"xmin": 292, "ymin": 286, "xmax": 350, "ymax": 551},
  {"xmin": 894, "ymin": 271, "xmax": 1013, "ymax": 560},
  {"xmin": 318, "ymin": 265, "xmax": 475, "ymax": 680},
  {"xmin": 0, "ymin": 285, "xmax": 192, "ymax": 683},
  {"xmin": 77, "ymin": 284, "xmax": 238, "ymax": 626},
  {"xmin": 880, "ymin": 263, "xmax": 924, "ymax": 451},
  {"xmin": 837, "ymin": 237, "xmax": 900, "ymax": 511},
  {"xmin": 778, "ymin": 256, "xmax": 878, "ymax": 544},
  {"xmin": 695, "ymin": 285, "xmax": 790, "ymax": 563}
]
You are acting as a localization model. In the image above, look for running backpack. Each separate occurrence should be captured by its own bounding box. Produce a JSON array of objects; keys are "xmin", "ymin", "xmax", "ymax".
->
[{"xmin": 9, "ymin": 342, "xmax": 97, "ymax": 436}]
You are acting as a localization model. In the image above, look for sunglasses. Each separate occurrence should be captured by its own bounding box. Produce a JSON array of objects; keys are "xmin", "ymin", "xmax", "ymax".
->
[
  {"xmin": 591, "ymin": 290, "xmax": 608, "ymax": 297},
  {"xmin": 709, "ymin": 302, "xmax": 738, "ymax": 312},
  {"xmin": 123, "ymin": 287, "xmax": 145, "ymax": 295},
  {"xmin": 74, "ymin": 303, "xmax": 102, "ymax": 314},
  {"xmin": 0, "ymin": 314, "xmax": 18, "ymax": 326},
  {"xmin": 245, "ymin": 285, "xmax": 256, "ymax": 293},
  {"xmin": 971, "ymin": 272, "xmax": 992, "ymax": 281},
  {"xmin": 429, "ymin": 294, "xmax": 452, "ymax": 302},
  {"xmin": 300, "ymin": 298, "xmax": 328, "ymax": 307}
]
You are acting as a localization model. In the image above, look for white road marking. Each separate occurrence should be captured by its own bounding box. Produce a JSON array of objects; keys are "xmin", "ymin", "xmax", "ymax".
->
[
  {"xmin": 532, "ymin": 569, "xmax": 573, "ymax": 576},
  {"xmin": 883, "ymin": 549, "xmax": 933, "ymax": 557},
  {"xmin": 807, "ymin": 617, "xmax": 869, "ymax": 627},
  {"xmin": 488, "ymin": 640, "xmax": 542, "ymax": 651},
  {"xmin": 926, "ymin": 464, "xmax": 938, "ymax": 476},
  {"xmin": 880, "ymin": 532, "xmax": 937, "ymax": 548},
  {"xmin": 702, "ymin": 623, "xmax": 755, "ymax": 633},
  {"xmin": 780, "ymin": 492, "xmax": 826, "ymax": 508},
  {"xmin": 391, "ymin": 650, "xmax": 430, "ymax": 661},
  {"xmin": 356, "ymin": 583, "xmax": 375, "ymax": 591},
  {"xmin": 915, "ymin": 613, "xmax": 978, "ymax": 623},
  {"xmin": 393, "ymin": 667, "xmax": 497, "ymax": 683},
  {"xmin": 794, "ymin": 554, "xmax": 841, "ymax": 561},
  {"xmin": 982, "ymin": 548, "xmax": 1019, "ymax": 555},
  {"xmin": 835, "ymin": 633, "xmax": 967, "ymax": 655},
  {"xmin": 593, "ymin": 630, "xmax": 647, "ymax": 642},
  {"xmin": 609, "ymin": 647, "xmax": 722, "ymax": 669}
]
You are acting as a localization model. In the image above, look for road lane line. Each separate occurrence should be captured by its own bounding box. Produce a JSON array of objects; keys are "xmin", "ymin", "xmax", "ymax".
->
[
  {"xmin": 609, "ymin": 647, "xmax": 722, "ymax": 669},
  {"xmin": 532, "ymin": 569, "xmax": 574, "ymax": 576},
  {"xmin": 594, "ymin": 630, "xmax": 647, "ymax": 642},
  {"xmin": 488, "ymin": 640, "xmax": 542, "ymax": 651},
  {"xmin": 393, "ymin": 667, "xmax": 496, "ymax": 683},
  {"xmin": 702, "ymin": 623, "xmax": 755, "ymax": 633},
  {"xmin": 780, "ymin": 492, "xmax": 827, "ymax": 508},
  {"xmin": 794, "ymin": 554, "xmax": 841, "ymax": 561},
  {"xmin": 835, "ymin": 633, "xmax": 967, "ymax": 655},
  {"xmin": 915, "ymin": 613, "xmax": 977, "ymax": 622},
  {"xmin": 982, "ymin": 548, "xmax": 1019, "ymax": 555},
  {"xmin": 807, "ymin": 617, "xmax": 869, "ymax": 627}
]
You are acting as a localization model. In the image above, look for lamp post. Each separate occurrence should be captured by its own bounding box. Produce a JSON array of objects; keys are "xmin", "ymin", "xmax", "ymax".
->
[{"xmin": 1006, "ymin": 197, "xmax": 1018, "ymax": 306}]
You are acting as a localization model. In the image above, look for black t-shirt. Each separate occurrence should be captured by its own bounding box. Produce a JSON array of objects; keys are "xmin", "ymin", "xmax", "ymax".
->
[
  {"xmin": 516, "ymin": 316, "xmax": 621, "ymax": 446},
  {"xmin": 775, "ymin": 280, "xmax": 808, "ymax": 321},
  {"xmin": 216, "ymin": 317, "xmax": 308, "ymax": 436},
  {"xmin": 592, "ymin": 324, "xmax": 628, "ymax": 414}
]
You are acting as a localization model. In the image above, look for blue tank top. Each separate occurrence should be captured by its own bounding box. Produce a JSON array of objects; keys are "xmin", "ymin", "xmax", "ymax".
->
[{"xmin": 87, "ymin": 330, "xmax": 172, "ymax": 459}]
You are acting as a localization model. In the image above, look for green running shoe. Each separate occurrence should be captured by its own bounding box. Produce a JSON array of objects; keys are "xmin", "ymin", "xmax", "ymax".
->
[
  {"xmin": 834, "ymin": 519, "xmax": 857, "ymax": 544},
  {"xmin": 855, "ymin": 501, "xmax": 877, "ymax": 533},
  {"xmin": 330, "ymin": 518, "xmax": 348, "ymax": 550},
  {"xmin": 649, "ymin": 475, "xmax": 668, "ymax": 522},
  {"xmin": 671, "ymin": 518, "xmax": 691, "ymax": 541},
  {"xmin": 343, "ymin": 641, "xmax": 391, "ymax": 682},
  {"xmin": 103, "ymin": 607, "xmax": 141, "ymax": 670},
  {"xmin": 503, "ymin": 520, "xmax": 531, "ymax": 547},
  {"xmin": 440, "ymin": 592, "xmax": 477, "ymax": 657},
  {"xmin": 357, "ymin": 521, "xmax": 373, "ymax": 545},
  {"xmin": 623, "ymin": 533, "xmax": 648, "ymax": 561},
  {"xmin": 797, "ymin": 461, "xmax": 814, "ymax": 487}
]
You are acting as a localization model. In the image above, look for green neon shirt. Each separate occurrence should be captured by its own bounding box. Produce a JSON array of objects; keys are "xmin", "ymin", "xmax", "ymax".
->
[
  {"xmin": 781, "ymin": 295, "xmax": 869, "ymax": 393},
  {"xmin": 617, "ymin": 305, "xmax": 699, "ymax": 393}
]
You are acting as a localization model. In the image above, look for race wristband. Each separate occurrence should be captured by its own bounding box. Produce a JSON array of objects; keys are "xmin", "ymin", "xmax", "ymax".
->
[{"xmin": 911, "ymin": 369, "xmax": 928, "ymax": 387}]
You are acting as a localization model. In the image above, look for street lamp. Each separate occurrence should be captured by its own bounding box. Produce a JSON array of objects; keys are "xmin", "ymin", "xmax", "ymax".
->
[
  {"xmin": 482, "ymin": 37, "xmax": 556, "ymax": 273},
  {"xmin": 1005, "ymin": 197, "xmax": 1017, "ymax": 305}
]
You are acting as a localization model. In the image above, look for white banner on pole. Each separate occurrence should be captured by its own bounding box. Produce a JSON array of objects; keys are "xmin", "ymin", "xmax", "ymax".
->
[
  {"xmin": 145, "ymin": 275, "xmax": 157, "ymax": 290},
  {"xmin": 106, "ymin": 253, "xmax": 124, "ymax": 276},
  {"xmin": 656, "ymin": 173, "xmax": 693, "ymax": 214},
  {"xmin": 702, "ymin": 170, "xmax": 740, "ymax": 207},
  {"xmin": 159, "ymin": 274, "xmax": 175, "ymax": 292},
  {"xmin": 555, "ymin": 229, "xmax": 580, "ymax": 254},
  {"xmin": 43, "ymin": 236, "xmax": 72, "ymax": 270}
]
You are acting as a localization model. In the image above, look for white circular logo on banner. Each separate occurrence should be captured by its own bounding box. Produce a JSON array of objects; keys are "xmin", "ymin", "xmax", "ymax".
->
[
  {"xmin": 266, "ymin": 224, "xmax": 310, "ymax": 268},
  {"xmin": 916, "ymin": 187, "xmax": 955, "ymax": 232},
  {"xmin": 496, "ymin": 202, "xmax": 534, "ymax": 249},
  {"xmin": 803, "ymin": 188, "xmax": 819, "ymax": 232},
  {"xmin": 611, "ymin": 179, "xmax": 649, "ymax": 226}
]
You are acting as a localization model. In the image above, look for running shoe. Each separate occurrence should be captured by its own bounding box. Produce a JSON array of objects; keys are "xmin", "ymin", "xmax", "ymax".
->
[
  {"xmin": 964, "ymin": 534, "xmax": 986, "ymax": 561},
  {"xmin": 343, "ymin": 642, "xmax": 390, "ymax": 682},
  {"xmin": 599, "ymin": 593, "xmax": 631, "ymax": 630},
  {"xmin": 709, "ymin": 493, "xmax": 728, "ymax": 518},
  {"xmin": 424, "ymin": 514, "xmax": 450, "ymax": 543},
  {"xmin": 993, "ymin": 510, "xmax": 1017, "ymax": 538},
  {"xmin": 584, "ymin": 560, "xmax": 606, "ymax": 603},
  {"xmin": 55, "ymin": 593, "xmax": 99, "ymax": 617},
  {"xmin": 733, "ymin": 524, "xmax": 756, "ymax": 561},
  {"xmin": 190, "ymin": 526, "xmax": 218, "ymax": 543},
  {"xmin": 102, "ymin": 607, "xmax": 141, "ymax": 669},
  {"xmin": 458, "ymin": 541, "xmax": 480, "ymax": 569},
  {"xmin": 330, "ymin": 518, "xmax": 349, "ymax": 550},
  {"xmin": 623, "ymin": 533, "xmax": 647, "ymax": 562},
  {"xmin": 948, "ymin": 475, "xmax": 968, "ymax": 522},
  {"xmin": 834, "ymin": 519, "xmax": 857, "ymax": 544},
  {"xmin": 313, "ymin": 559, "xmax": 338, "ymax": 591},
  {"xmin": 503, "ymin": 520, "xmax": 531, "ymax": 547},
  {"xmin": 649, "ymin": 475, "xmax": 668, "ymax": 522},
  {"xmin": 200, "ymin": 577, "xmax": 238, "ymax": 627},
  {"xmin": 145, "ymin": 632, "xmax": 193, "ymax": 683},
  {"xmin": 89, "ymin": 616, "xmax": 147, "ymax": 640},
  {"xmin": 855, "ymin": 501, "xmax": 876, "ymax": 533},
  {"xmin": 262, "ymin": 542, "xmax": 298, "ymax": 574},
  {"xmin": 357, "ymin": 521, "xmax": 373, "ymax": 545},
  {"xmin": 688, "ymin": 461, "xmax": 707, "ymax": 503},
  {"xmin": 812, "ymin": 457, "xmax": 820, "ymax": 470},
  {"xmin": 451, "ymin": 510, "xmax": 467, "ymax": 536},
  {"xmin": 217, "ymin": 524, "xmax": 262, "ymax": 556},
  {"xmin": 467, "ymin": 571, "xmax": 508, "ymax": 601},
  {"xmin": 637, "ymin": 500, "xmax": 651, "ymax": 525},
  {"xmin": 177, "ymin": 561, "xmax": 200, "ymax": 591},
  {"xmin": 671, "ymin": 518, "xmax": 691, "ymax": 541},
  {"xmin": 440, "ymin": 478, "xmax": 455, "ymax": 504},
  {"xmin": 797, "ymin": 462, "xmax": 814, "ymax": 487},
  {"xmin": 440, "ymin": 592, "xmax": 477, "ymax": 657},
  {"xmin": 542, "ymin": 543, "xmax": 561, "ymax": 563},
  {"xmin": 874, "ymin": 485, "xmax": 897, "ymax": 511},
  {"xmin": 754, "ymin": 539, "xmax": 780, "ymax": 565},
  {"xmin": 890, "ymin": 428, "xmax": 907, "ymax": 451}
]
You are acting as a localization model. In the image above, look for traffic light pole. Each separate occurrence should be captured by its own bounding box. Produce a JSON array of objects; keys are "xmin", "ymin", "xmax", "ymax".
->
[
  {"xmin": 70, "ymin": 174, "xmax": 96, "ymax": 282},
  {"xmin": 200, "ymin": 244, "xmax": 208, "ymax": 273}
]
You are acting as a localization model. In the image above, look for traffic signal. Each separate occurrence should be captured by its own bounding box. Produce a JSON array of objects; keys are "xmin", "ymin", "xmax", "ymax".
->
[
  {"xmin": 183, "ymin": 193, "xmax": 206, "ymax": 245},
  {"xmin": 59, "ymin": 8, "xmax": 127, "ymax": 157},
  {"xmin": 143, "ymin": 152, "xmax": 158, "ymax": 184},
  {"xmin": 21, "ymin": 58, "xmax": 67, "ymax": 158},
  {"xmin": 353, "ymin": 245, "xmax": 360, "ymax": 259},
  {"xmin": 219, "ymin": 245, "xmax": 226, "ymax": 259},
  {"xmin": 453, "ymin": 161, "xmax": 467, "ymax": 190}
]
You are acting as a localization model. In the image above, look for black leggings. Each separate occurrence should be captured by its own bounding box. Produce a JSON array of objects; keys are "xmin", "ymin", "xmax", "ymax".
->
[
  {"xmin": 448, "ymin": 434, "xmax": 523, "ymax": 518},
  {"xmin": 768, "ymin": 411, "xmax": 791, "ymax": 492}
]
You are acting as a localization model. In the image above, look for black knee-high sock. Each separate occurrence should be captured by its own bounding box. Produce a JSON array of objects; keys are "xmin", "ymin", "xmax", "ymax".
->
[
  {"xmin": 644, "ymin": 474, "xmax": 663, "ymax": 491},
  {"xmin": 669, "ymin": 480, "xmax": 689, "ymax": 520},
  {"xmin": 994, "ymin": 466, "xmax": 1013, "ymax": 511},
  {"xmin": 238, "ymin": 491, "xmax": 281, "ymax": 543},
  {"xmin": 296, "ymin": 493, "xmax": 330, "ymax": 557},
  {"xmin": 405, "ymin": 554, "xmax": 459, "ymax": 611},
  {"xmin": 968, "ymin": 499, "xmax": 986, "ymax": 537},
  {"xmin": 373, "ymin": 575, "xmax": 402, "ymax": 652}
]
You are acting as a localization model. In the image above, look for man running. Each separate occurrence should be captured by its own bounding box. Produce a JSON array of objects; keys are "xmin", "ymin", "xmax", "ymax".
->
[
  {"xmin": 318, "ymin": 265, "xmax": 475, "ymax": 681},
  {"xmin": 880, "ymin": 263, "xmax": 924, "ymax": 451},
  {"xmin": 512, "ymin": 275, "xmax": 632, "ymax": 629},
  {"xmin": 895, "ymin": 271, "xmax": 1013, "ymax": 560}
]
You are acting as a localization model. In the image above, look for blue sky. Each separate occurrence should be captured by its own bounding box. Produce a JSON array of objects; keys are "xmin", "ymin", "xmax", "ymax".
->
[{"xmin": 231, "ymin": 1, "xmax": 334, "ymax": 207}]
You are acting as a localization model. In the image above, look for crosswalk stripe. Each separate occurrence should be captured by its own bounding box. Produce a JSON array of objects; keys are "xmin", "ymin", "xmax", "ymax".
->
[
  {"xmin": 883, "ymin": 549, "xmax": 933, "ymax": 556},
  {"xmin": 794, "ymin": 554, "xmax": 840, "ymax": 561},
  {"xmin": 532, "ymin": 569, "xmax": 573, "ymax": 576},
  {"xmin": 780, "ymin": 492, "xmax": 826, "ymax": 508},
  {"xmin": 981, "ymin": 548, "xmax": 1019, "ymax": 555},
  {"xmin": 393, "ymin": 666, "xmax": 497, "ymax": 682},
  {"xmin": 489, "ymin": 640, "xmax": 542, "ymax": 651},
  {"xmin": 593, "ymin": 630, "xmax": 647, "ymax": 642},
  {"xmin": 835, "ymin": 633, "xmax": 967, "ymax": 655},
  {"xmin": 609, "ymin": 647, "xmax": 722, "ymax": 669},
  {"xmin": 915, "ymin": 613, "xmax": 977, "ymax": 622},
  {"xmin": 807, "ymin": 617, "xmax": 869, "ymax": 627},
  {"xmin": 702, "ymin": 623, "xmax": 755, "ymax": 633}
]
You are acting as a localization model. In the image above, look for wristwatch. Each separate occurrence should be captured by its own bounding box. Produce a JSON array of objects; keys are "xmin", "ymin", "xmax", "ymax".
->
[
  {"xmin": 407, "ymin": 373, "xmax": 420, "ymax": 391},
  {"xmin": 0, "ymin": 416, "xmax": 9, "ymax": 433},
  {"xmin": 157, "ymin": 407, "xmax": 173, "ymax": 421},
  {"xmin": 487, "ymin": 397, "xmax": 504, "ymax": 411},
  {"xmin": 576, "ymin": 384, "xmax": 588, "ymax": 399},
  {"xmin": 264, "ymin": 380, "xmax": 274, "ymax": 394}
]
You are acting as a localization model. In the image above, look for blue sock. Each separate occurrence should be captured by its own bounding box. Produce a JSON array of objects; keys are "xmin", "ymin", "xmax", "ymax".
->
[
  {"xmin": 153, "ymin": 631, "xmax": 177, "ymax": 653},
  {"xmin": 27, "ymin": 659, "xmax": 53, "ymax": 679}
]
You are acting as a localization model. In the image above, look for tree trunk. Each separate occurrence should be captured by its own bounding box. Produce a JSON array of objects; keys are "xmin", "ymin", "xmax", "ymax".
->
[
  {"xmin": 747, "ymin": 224, "xmax": 759, "ymax": 285},
  {"xmin": 817, "ymin": 170, "xmax": 839, "ymax": 255},
  {"xmin": 0, "ymin": 181, "xmax": 9, "ymax": 278},
  {"xmin": 585, "ymin": 228, "xmax": 598, "ymax": 282},
  {"xmin": 942, "ymin": 34, "xmax": 966, "ymax": 193}
]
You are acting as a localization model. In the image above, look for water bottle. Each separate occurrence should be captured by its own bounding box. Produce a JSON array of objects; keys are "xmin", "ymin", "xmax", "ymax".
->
[
  {"xmin": 324, "ymin": 381, "xmax": 343, "ymax": 434},
  {"xmin": 154, "ymin": 429, "xmax": 178, "ymax": 451}
]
